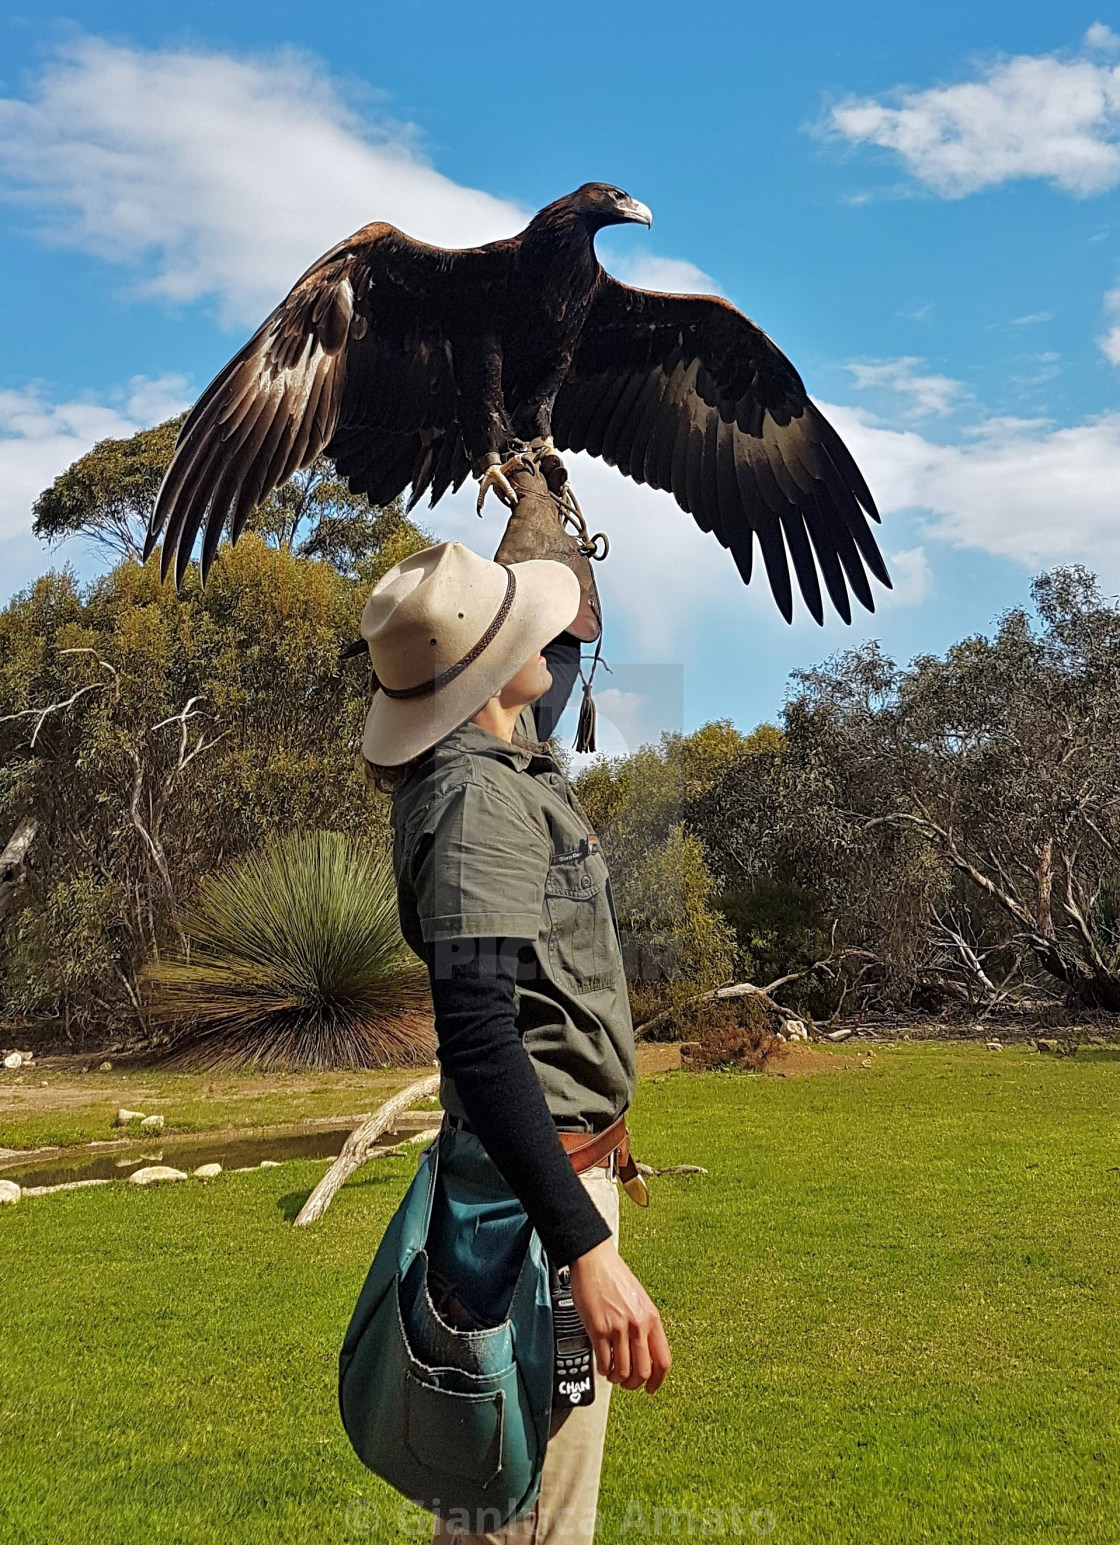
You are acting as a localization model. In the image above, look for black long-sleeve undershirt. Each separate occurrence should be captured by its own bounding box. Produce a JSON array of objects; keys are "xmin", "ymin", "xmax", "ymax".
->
[{"xmin": 426, "ymin": 938, "xmax": 612, "ymax": 1267}]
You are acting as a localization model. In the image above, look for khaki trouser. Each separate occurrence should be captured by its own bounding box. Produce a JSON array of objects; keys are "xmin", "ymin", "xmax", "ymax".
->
[{"xmin": 432, "ymin": 1162, "xmax": 621, "ymax": 1545}]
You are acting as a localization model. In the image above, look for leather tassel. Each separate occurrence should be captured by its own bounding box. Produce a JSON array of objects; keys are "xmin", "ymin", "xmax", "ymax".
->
[{"xmin": 574, "ymin": 678, "xmax": 597, "ymax": 754}]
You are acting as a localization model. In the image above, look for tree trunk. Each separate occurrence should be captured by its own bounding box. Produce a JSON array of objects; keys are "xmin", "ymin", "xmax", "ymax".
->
[{"xmin": 0, "ymin": 816, "xmax": 37, "ymax": 931}]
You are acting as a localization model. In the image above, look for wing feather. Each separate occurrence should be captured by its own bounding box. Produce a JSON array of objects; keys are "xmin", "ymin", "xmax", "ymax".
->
[
  {"xmin": 553, "ymin": 277, "xmax": 890, "ymax": 623},
  {"xmin": 144, "ymin": 223, "xmax": 481, "ymax": 583}
]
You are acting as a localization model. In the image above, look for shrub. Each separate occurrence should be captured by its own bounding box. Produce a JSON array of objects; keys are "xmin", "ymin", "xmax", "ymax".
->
[
  {"xmin": 143, "ymin": 831, "xmax": 432, "ymax": 1069},
  {"xmin": 679, "ymin": 999, "xmax": 782, "ymax": 1072}
]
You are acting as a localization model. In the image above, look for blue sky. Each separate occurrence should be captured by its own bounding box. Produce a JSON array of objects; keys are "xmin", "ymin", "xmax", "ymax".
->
[{"xmin": 2, "ymin": 2, "xmax": 1119, "ymax": 750}]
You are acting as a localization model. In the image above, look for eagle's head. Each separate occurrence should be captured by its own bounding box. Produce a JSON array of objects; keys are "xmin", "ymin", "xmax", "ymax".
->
[{"xmin": 566, "ymin": 183, "xmax": 654, "ymax": 231}]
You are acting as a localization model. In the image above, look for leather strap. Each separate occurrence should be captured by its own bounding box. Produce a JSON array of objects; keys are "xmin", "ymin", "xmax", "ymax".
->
[
  {"xmin": 555, "ymin": 1113, "xmax": 627, "ymax": 1173},
  {"xmin": 443, "ymin": 1110, "xmax": 649, "ymax": 1206}
]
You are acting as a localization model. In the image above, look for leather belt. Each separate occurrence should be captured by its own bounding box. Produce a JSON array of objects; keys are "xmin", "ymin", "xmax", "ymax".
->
[{"xmin": 443, "ymin": 1110, "xmax": 649, "ymax": 1206}]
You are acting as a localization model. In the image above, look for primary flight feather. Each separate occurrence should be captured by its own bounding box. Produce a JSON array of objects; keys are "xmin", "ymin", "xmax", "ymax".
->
[{"xmin": 144, "ymin": 182, "xmax": 890, "ymax": 624}]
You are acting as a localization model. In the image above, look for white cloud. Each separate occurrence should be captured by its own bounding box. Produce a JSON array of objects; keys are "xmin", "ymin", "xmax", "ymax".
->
[
  {"xmin": 1085, "ymin": 23, "xmax": 1120, "ymax": 54},
  {"xmin": 1100, "ymin": 284, "xmax": 1120, "ymax": 363},
  {"xmin": 885, "ymin": 546, "xmax": 933, "ymax": 606},
  {"xmin": 0, "ymin": 38, "xmax": 527, "ymax": 327},
  {"xmin": 605, "ymin": 253, "xmax": 722, "ymax": 296},
  {"xmin": 12, "ymin": 376, "xmax": 1120, "ymax": 641},
  {"xmin": 0, "ymin": 38, "xmax": 695, "ymax": 334},
  {"xmin": 423, "ymin": 392, "xmax": 1120, "ymax": 640},
  {"xmin": 823, "ymin": 400, "xmax": 1120, "ymax": 576},
  {"xmin": 845, "ymin": 356, "xmax": 968, "ymax": 417},
  {"xmin": 1009, "ymin": 350, "xmax": 1061, "ymax": 387},
  {"xmin": 0, "ymin": 376, "xmax": 189, "ymax": 547},
  {"xmin": 829, "ymin": 42, "xmax": 1120, "ymax": 197},
  {"xmin": 0, "ymin": 375, "xmax": 190, "ymax": 597}
]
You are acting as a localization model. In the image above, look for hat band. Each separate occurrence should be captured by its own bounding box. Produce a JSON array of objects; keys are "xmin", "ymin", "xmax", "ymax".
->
[{"xmin": 372, "ymin": 566, "xmax": 518, "ymax": 701}]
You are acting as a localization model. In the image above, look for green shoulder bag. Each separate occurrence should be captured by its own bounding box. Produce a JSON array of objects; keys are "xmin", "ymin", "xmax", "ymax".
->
[{"xmin": 338, "ymin": 1124, "xmax": 554, "ymax": 1528}]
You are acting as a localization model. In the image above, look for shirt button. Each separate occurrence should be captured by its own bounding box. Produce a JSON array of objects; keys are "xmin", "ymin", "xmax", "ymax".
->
[{"xmin": 581, "ymin": 875, "xmax": 593, "ymax": 890}]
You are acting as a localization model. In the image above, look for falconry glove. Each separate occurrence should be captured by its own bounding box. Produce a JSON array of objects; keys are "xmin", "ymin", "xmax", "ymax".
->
[{"xmin": 492, "ymin": 458, "xmax": 603, "ymax": 645}]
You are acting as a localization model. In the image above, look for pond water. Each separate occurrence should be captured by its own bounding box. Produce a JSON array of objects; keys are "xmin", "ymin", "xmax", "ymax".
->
[{"xmin": 1, "ymin": 1125, "xmax": 415, "ymax": 1189}]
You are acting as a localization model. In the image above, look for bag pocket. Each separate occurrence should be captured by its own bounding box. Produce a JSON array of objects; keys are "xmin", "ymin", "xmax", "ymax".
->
[
  {"xmin": 340, "ymin": 1265, "xmax": 523, "ymax": 1509},
  {"xmin": 404, "ymin": 1372, "xmax": 504, "ymax": 1485}
]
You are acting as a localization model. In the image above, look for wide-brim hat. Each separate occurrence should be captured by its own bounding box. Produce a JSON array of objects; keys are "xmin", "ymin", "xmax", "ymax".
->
[{"xmin": 360, "ymin": 541, "xmax": 581, "ymax": 766}]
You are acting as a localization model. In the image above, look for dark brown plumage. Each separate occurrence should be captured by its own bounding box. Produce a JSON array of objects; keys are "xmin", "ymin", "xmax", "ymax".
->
[{"xmin": 144, "ymin": 183, "xmax": 890, "ymax": 623}]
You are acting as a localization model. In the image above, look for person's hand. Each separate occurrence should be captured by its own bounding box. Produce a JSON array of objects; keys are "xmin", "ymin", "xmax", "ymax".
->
[{"xmin": 568, "ymin": 1238, "xmax": 671, "ymax": 1393}]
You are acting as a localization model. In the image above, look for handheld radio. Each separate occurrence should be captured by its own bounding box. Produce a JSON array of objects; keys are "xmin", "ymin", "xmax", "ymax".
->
[{"xmin": 549, "ymin": 1262, "xmax": 595, "ymax": 1408}]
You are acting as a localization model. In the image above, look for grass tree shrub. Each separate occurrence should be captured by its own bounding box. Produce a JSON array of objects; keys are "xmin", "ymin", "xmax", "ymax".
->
[{"xmin": 143, "ymin": 831, "xmax": 432, "ymax": 1070}]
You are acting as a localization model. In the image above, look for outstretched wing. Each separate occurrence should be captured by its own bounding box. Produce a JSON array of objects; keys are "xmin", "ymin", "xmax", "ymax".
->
[
  {"xmin": 144, "ymin": 224, "xmax": 490, "ymax": 585},
  {"xmin": 552, "ymin": 277, "xmax": 889, "ymax": 623}
]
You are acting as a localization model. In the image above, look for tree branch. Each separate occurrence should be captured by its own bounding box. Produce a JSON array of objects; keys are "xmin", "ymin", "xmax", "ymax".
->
[{"xmin": 293, "ymin": 1073, "xmax": 441, "ymax": 1227}]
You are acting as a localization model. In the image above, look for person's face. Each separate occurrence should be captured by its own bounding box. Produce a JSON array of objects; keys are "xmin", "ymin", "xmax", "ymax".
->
[{"xmin": 497, "ymin": 652, "xmax": 552, "ymax": 710}]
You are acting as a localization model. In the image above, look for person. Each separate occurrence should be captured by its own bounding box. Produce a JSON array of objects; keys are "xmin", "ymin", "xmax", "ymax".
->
[{"xmin": 359, "ymin": 540, "xmax": 671, "ymax": 1545}]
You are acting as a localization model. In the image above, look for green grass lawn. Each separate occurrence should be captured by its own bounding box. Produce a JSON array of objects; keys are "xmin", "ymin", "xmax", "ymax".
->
[{"xmin": 1, "ymin": 1042, "xmax": 1118, "ymax": 1543}]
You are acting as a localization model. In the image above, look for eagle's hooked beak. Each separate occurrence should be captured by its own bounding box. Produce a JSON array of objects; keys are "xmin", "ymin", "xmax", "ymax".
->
[{"xmin": 621, "ymin": 198, "xmax": 653, "ymax": 228}]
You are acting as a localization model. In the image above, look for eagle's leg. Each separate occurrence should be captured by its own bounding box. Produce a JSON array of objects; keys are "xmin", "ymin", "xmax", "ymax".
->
[{"xmin": 527, "ymin": 435, "xmax": 570, "ymax": 495}]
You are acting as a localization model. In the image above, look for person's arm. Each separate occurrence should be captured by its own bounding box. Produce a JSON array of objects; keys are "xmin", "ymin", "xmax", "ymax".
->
[{"xmin": 427, "ymin": 935, "xmax": 611, "ymax": 1267}]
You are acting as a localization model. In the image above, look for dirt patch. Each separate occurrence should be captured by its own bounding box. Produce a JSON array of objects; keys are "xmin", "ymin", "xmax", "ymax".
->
[
  {"xmin": 760, "ymin": 1043, "xmax": 864, "ymax": 1077},
  {"xmin": 635, "ymin": 1044, "xmax": 682, "ymax": 1076},
  {"xmin": 0, "ymin": 1058, "xmax": 407, "ymax": 1116}
]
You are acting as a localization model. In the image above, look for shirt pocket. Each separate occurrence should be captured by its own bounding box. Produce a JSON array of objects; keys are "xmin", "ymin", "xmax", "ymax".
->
[{"xmin": 544, "ymin": 845, "xmax": 621, "ymax": 995}]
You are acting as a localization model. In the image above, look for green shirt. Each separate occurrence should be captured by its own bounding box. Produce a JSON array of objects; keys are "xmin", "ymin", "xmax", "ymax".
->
[{"xmin": 390, "ymin": 714, "xmax": 636, "ymax": 1130}]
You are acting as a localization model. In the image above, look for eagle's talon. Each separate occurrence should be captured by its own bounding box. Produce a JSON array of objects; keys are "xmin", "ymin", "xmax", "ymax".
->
[{"xmin": 475, "ymin": 460, "xmax": 521, "ymax": 515}]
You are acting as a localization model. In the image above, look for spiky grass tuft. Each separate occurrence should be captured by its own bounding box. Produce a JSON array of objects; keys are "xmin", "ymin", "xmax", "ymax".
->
[{"xmin": 144, "ymin": 831, "xmax": 432, "ymax": 1069}]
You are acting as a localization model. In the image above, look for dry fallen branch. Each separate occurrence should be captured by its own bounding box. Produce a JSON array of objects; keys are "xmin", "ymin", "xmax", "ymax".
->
[
  {"xmin": 634, "ymin": 980, "xmax": 789, "ymax": 1041},
  {"xmin": 633, "ymin": 940, "xmax": 873, "ymax": 1041},
  {"xmin": 293, "ymin": 1072, "xmax": 440, "ymax": 1227},
  {"xmin": 635, "ymin": 1162, "xmax": 708, "ymax": 1178}
]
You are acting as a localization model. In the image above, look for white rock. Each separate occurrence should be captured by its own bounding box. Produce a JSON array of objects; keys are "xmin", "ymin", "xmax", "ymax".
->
[
  {"xmin": 115, "ymin": 1108, "xmax": 146, "ymax": 1125},
  {"xmin": 259, "ymin": 1159, "xmax": 280, "ymax": 1167},
  {"xmin": 986, "ymin": 1041, "xmax": 1003, "ymax": 1051},
  {"xmin": 98, "ymin": 1061, "xmax": 112, "ymax": 1072},
  {"xmin": 0, "ymin": 1179, "xmax": 20, "ymax": 1205},
  {"xmin": 3, "ymin": 1052, "xmax": 22, "ymax": 1070},
  {"xmin": 127, "ymin": 1165, "xmax": 188, "ymax": 1186},
  {"xmin": 782, "ymin": 1018, "xmax": 809, "ymax": 1043},
  {"xmin": 139, "ymin": 1114, "xmax": 165, "ymax": 1132},
  {"xmin": 827, "ymin": 1027, "xmax": 854, "ymax": 1042},
  {"xmin": 22, "ymin": 1179, "xmax": 110, "ymax": 1196},
  {"xmin": 193, "ymin": 1163, "xmax": 222, "ymax": 1180}
]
